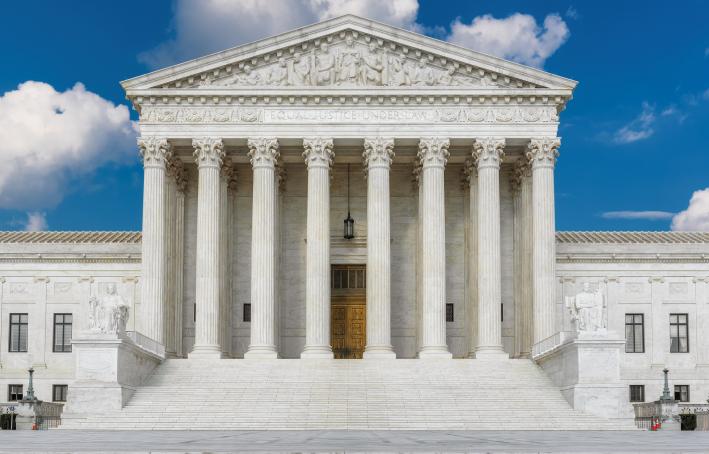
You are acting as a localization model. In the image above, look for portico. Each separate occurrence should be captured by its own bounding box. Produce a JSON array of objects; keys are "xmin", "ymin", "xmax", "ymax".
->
[{"xmin": 123, "ymin": 15, "xmax": 573, "ymax": 360}]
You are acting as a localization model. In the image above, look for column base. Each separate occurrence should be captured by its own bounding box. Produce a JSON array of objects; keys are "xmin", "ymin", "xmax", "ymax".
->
[
  {"xmin": 363, "ymin": 346, "xmax": 396, "ymax": 359},
  {"xmin": 417, "ymin": 346, "xmax": 453, "ymax": 359},
  {"xmin": 301, "ymin": 346, "xmax": 334, "ymax": 359},
  {"xmin": 475, "ymin": 346, "xmax": 509, "ymax": 360},
  {"xmin": 188, "ymin": 345, "xmax": 224, "ymax": 359},
  {"xmin": 244, "ymin": 346, "xmax": 279, "ymax": 359}
]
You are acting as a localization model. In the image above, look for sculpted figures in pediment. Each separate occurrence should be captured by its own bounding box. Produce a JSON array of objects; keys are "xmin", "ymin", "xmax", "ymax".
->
[
  {"xmin": 361, "ymin": 42, "xmax": 383, "ymax": 86},
  {"xmin": 387, "ymin": 54, "xmax": 408, "ymax": 86},
  {"xmin": 315, "ymin": 43, "xmax": 336, "ymax": 86},
  {"xmin": 410, "ymin": 58, "xmax": 435, "ymax": 86},
  {"xmin": 292, "ymin": 53, "xmax": 312, "ymax": 85},
  {"xmin": 267, "ymin": 57, "xmax": 289, "ymax": 86},
  {"xmin": 336, "ymin": 36, "xmax": 361, "ymax": 85}
]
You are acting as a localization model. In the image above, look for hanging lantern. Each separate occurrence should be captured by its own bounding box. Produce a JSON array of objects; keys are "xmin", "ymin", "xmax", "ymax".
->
[{"xmin": 344, "ymin": 163, "xmax": 355, "ymax": 239}]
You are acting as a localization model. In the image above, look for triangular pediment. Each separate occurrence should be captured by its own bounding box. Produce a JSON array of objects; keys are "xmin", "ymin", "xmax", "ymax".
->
[{"xmin": 122, "ymin": 15, "xmax": 576, "ymax": 93}]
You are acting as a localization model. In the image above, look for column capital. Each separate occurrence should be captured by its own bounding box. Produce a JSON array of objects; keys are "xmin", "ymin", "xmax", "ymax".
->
[
  {"xmin": 138, "ymin": 137, "xmax": 172, "ymax": 168},
  {"xmin": 192, "ymin": 137, "xmax": 224, "ymax": 168},
  {"xmin": 473, "ymin": 137, "xmax": 505, "ymax": 169},
  {"xmin": 303, "ymin": 137, "xmax": 334, "ymax": 169},
  {"xmin": 363, "ymin": 137, "xmax": 395, "ymax": 170},
  {"xmin": 276, "ymin": 164, "xmax": 287, "ymax": 191},
  {"xmin": 510, "ymin": 159, "xmax": 532, "ymax": 194},
  {"xmin": 461, "ymin": 158, "xmax": 477, "ymax": 189},
  {"xmin": 247, "ymin": 138, "xmax": 280, "ymax": 169},
  {"xmin": 412, "ymin": 161, "xmax": 423, "ymax": 188},
  {"xmin": 527, "ymin": 137, "xmax": 560, "ymax": 169},
  {"xmin": 418, "ymin": 137, "xmax": 450, "ymax": 169}
]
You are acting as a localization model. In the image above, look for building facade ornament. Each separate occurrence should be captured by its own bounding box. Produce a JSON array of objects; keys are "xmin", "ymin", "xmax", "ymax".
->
[
  {"xmin": 302, "ymin": 137, "xmax": 335, "ymax": 169},
  {"xmin": 527, "ymin": 137, "xmax": 561, "ymax": 169},
  {"xmin": 138, "ymin": 137, "xmax": 172, "ymax": 168},
  {"xmin": 192, "ymin": 137, "xmax": 225, "ymax": 167},
  {"xmin": 247, "ymin": 138, "xmax": 280, "ymax": 168},
  {"xmin": 417, "ymin": 137, "xmax": 450, "ymax": 168},
  {"xmin": 473, "ymin": 137, "xmax": 506, "ymax": 169},
  {"xmin": 362, "ymin": 137, "xmax": 395, "ymax": 169}
]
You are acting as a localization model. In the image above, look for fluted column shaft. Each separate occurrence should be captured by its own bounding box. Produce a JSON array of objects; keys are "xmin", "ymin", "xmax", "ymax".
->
[
  {"xmin": 301, "ymin": 138, "xmax": 335, "ymax": 359},
  {"xmin": 474, "ymin": 137, "xmax": 508, "ymax": 358},
  {"xmin": 174, "ymin": 169, "xmax": 187, "ymax": 357},
  {"xmin": 189, "ymin": 137, "xmax": 225, "ymax": 358},
  {"xmin": 417, "ymin": 138, "xmax": 452, "ymax": 359},
  {"xmin": 512, "ymin": 162, "xmax": 533, "ymax": 357},
  {"xmin": 528, "ymin": 138, "xmax": 561, "ymax": 345},
  {"xmin": 245, "ymin": 138, "xmax": 280, "ymax": 358},
  {"xmin": 164, "ymin": 159, "xmax": 178, "ymax": 356},
  {"xmin": 464, "ymin": 161, "xmax": 479, "ymax": 358},
  {"xmin": 138, "ymin": 137, "xmax": 171, "ymax": 344},
  {"xmin": 363, "ymin": 137, "xmax": 396, "ymax": 359}
]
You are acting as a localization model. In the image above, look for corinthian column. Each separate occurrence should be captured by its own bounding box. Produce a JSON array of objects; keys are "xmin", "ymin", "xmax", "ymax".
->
[
  {"xmin": 301, "ymin": 137, "xmax": 335, "ymax": 359},
  {"xmin": 528, "ymin": 137, "xmax": 560, "ymax": 346},
  {"xmin": 463, "ymin": 160, "xmax": 479, "ymax": 358},
  {"xmin": 417, "ymin": 137, "xmax": 452, "ymax": 359},
  {"xmin": 189, "ymin": 137, "xmax": 225, "ymax": 358},
  {"xmin": 245, "ymin": 138, "xmax": 280, "ymax": 359},
  {"xmin": 363, "ymin": 137, "xmax": 396, "ymax": 359},
  {"xmin": 474, "ymin": 137, "xmax": 508, "ymax": 359},
  {"xmin": 512, "ymin": 160, "xmax": 533, "ymax": 358},
  {"xmin": 138, "ymin": 137, "xmax": 172, "ymax": 344}
]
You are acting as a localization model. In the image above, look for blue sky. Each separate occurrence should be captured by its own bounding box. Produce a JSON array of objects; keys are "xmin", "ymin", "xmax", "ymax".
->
[{"xmin": 0, "ymin": 0, "xmax": 707, "ymax": 232}]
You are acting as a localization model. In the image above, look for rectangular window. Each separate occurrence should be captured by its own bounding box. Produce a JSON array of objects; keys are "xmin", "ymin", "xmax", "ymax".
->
[
  {"xmin": 446, "ymin": 303, "xmax": 454, "ymax": 322},
  {"xmin": 243, "ymin": 303, "xmax": 251, "ymax": 323},
  {"xmin": 9, "ymin": 313, "xmax": 28, "ymax": 352},
  {"xmin": 629, "ymin": 385, "xmax": 645, "ymax": 403},
  {"xmin": 625, "ymin": 314, "xmax": 645, "ymax": 353},
  {"xmin": 53, "ymin": 313, "xmax": 73, "ymax": 353},
  {"xmin": 674, "ymin": 385, "xmax": 690, "ymax": 402},
  {"xmin": 670, "ymin": 313, "xmax": 689, "ymax": 353},
  {"xmin": 52, "ymin": 385, "xmax": 68, "ymax": 402},
  {"xmin": 8, "ymin": 385, "xmax": 23, "ymax": 401}
]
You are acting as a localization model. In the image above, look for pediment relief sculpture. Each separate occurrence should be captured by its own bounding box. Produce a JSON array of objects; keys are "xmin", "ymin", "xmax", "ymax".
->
[{"xmin": 186, "ymin": 33, "xmax": 533, "ymax": 90}]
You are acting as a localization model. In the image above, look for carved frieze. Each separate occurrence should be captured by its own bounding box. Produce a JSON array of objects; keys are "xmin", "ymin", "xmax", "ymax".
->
[{"xmin": 140, "ymin": 106, "xmax": 558, "ymax": 125}]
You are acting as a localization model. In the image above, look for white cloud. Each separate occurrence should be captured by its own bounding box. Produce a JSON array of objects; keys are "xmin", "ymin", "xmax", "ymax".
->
[
  {"xmin": 672, "ymin": 189, "xmax": 709, "ymax": 231},
  {"xmin": 139, "ymin": 0, "xmax": 420, "ymax": 68},
  {"xmin": 601, "ymin": 211, "xmax": 674, "ymax": 220},
  {"xmin": 24, "ymin": 212, "xmax": 48, "ymax": 231},
  {"xmin": 0, "ymin": 81, "xmax": 137, "ymax": 211},
  {"xmin": 613, "ymin": 102, "xmax": 655, "ymax": 144},
  {"xmin": 447, "ymin": 13, "xmax": 569, "ymax": 68}
]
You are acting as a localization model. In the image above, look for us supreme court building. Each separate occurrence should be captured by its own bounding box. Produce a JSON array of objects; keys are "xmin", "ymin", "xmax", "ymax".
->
[{"xmin": 1, "ymin": 15, "xmax": 707, "ymax": 430}]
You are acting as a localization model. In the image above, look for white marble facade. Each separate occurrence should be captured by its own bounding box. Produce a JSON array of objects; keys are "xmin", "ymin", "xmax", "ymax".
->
[{"xmin": 0, "ymin": 16, "xmax": 707, "ymax": 420}]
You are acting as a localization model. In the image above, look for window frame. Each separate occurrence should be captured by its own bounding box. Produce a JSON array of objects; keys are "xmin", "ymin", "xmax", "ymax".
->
[
  {"xmin": 669, "ymin": 313, "xmax": 689, "ymax": 353},
  {"xmin": 243, "ymin": 303, "xmax": 251, "ymax": 323},
  {"xmin": 52, "ymin": 384, "xmax": 68, "ymax": 403},
  {"xmin": 9, "ymin": 313, "xmax": 28, "ymax": 353},
  {"xmin": 8, "ymin": 384, "xmax": 23, "ymax": 402},
  {"xmin": 625, "ymin": 313, "xmax": 645, "ymax": 353},
  {"xmin": 446, "ymin": 303, "xmax": 454, "ymax": 323},
  {"xmin": 674, "ymin": 385, "xmax": 690, "ymax": 402},
  {"xmin": 629, "ymin": 384, "xmax": 645, "ymax": 403},
  {"xmin": 52, "ymin": 313, "xmax": 73, "ymax": 353}
]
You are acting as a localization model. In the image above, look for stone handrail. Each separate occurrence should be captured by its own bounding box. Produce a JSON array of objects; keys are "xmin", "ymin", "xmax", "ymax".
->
[{"xmin": 125, "ymin": 331, "xmax": 166, "ymax": 358}]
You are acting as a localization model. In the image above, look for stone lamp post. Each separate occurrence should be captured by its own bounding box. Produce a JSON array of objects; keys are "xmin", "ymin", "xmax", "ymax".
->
[{"xmin": 23, "ymin": 368, "xmax": 37, "ymax": 402}]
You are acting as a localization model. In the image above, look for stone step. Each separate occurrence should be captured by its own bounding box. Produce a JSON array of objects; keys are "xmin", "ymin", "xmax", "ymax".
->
[{"xmin": 60, "ymin": 358, "xmax": 637, "ymax": 430}]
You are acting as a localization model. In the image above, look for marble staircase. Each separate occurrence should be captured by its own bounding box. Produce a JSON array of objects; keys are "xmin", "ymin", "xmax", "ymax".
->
[{"xmin": 61, "ymin": 358, "xmax": 633, "ymax": 430}]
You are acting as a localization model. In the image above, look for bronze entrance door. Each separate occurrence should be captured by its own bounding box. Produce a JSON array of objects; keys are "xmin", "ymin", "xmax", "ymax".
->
[{"xmin": 331, "ymin": 265, "xmax": 366, "ymax": 359}]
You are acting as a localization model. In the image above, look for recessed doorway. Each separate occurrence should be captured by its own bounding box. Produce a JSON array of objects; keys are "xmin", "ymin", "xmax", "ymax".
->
[{"xmin": 331, "ymin": 264, "xmax": 366, "ymax": 359}]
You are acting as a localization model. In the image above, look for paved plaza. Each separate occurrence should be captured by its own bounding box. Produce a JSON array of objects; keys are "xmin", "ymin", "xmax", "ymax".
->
[{"xmin": 1, "ymin": 430, "xmax": 708, "ymax": 453}]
